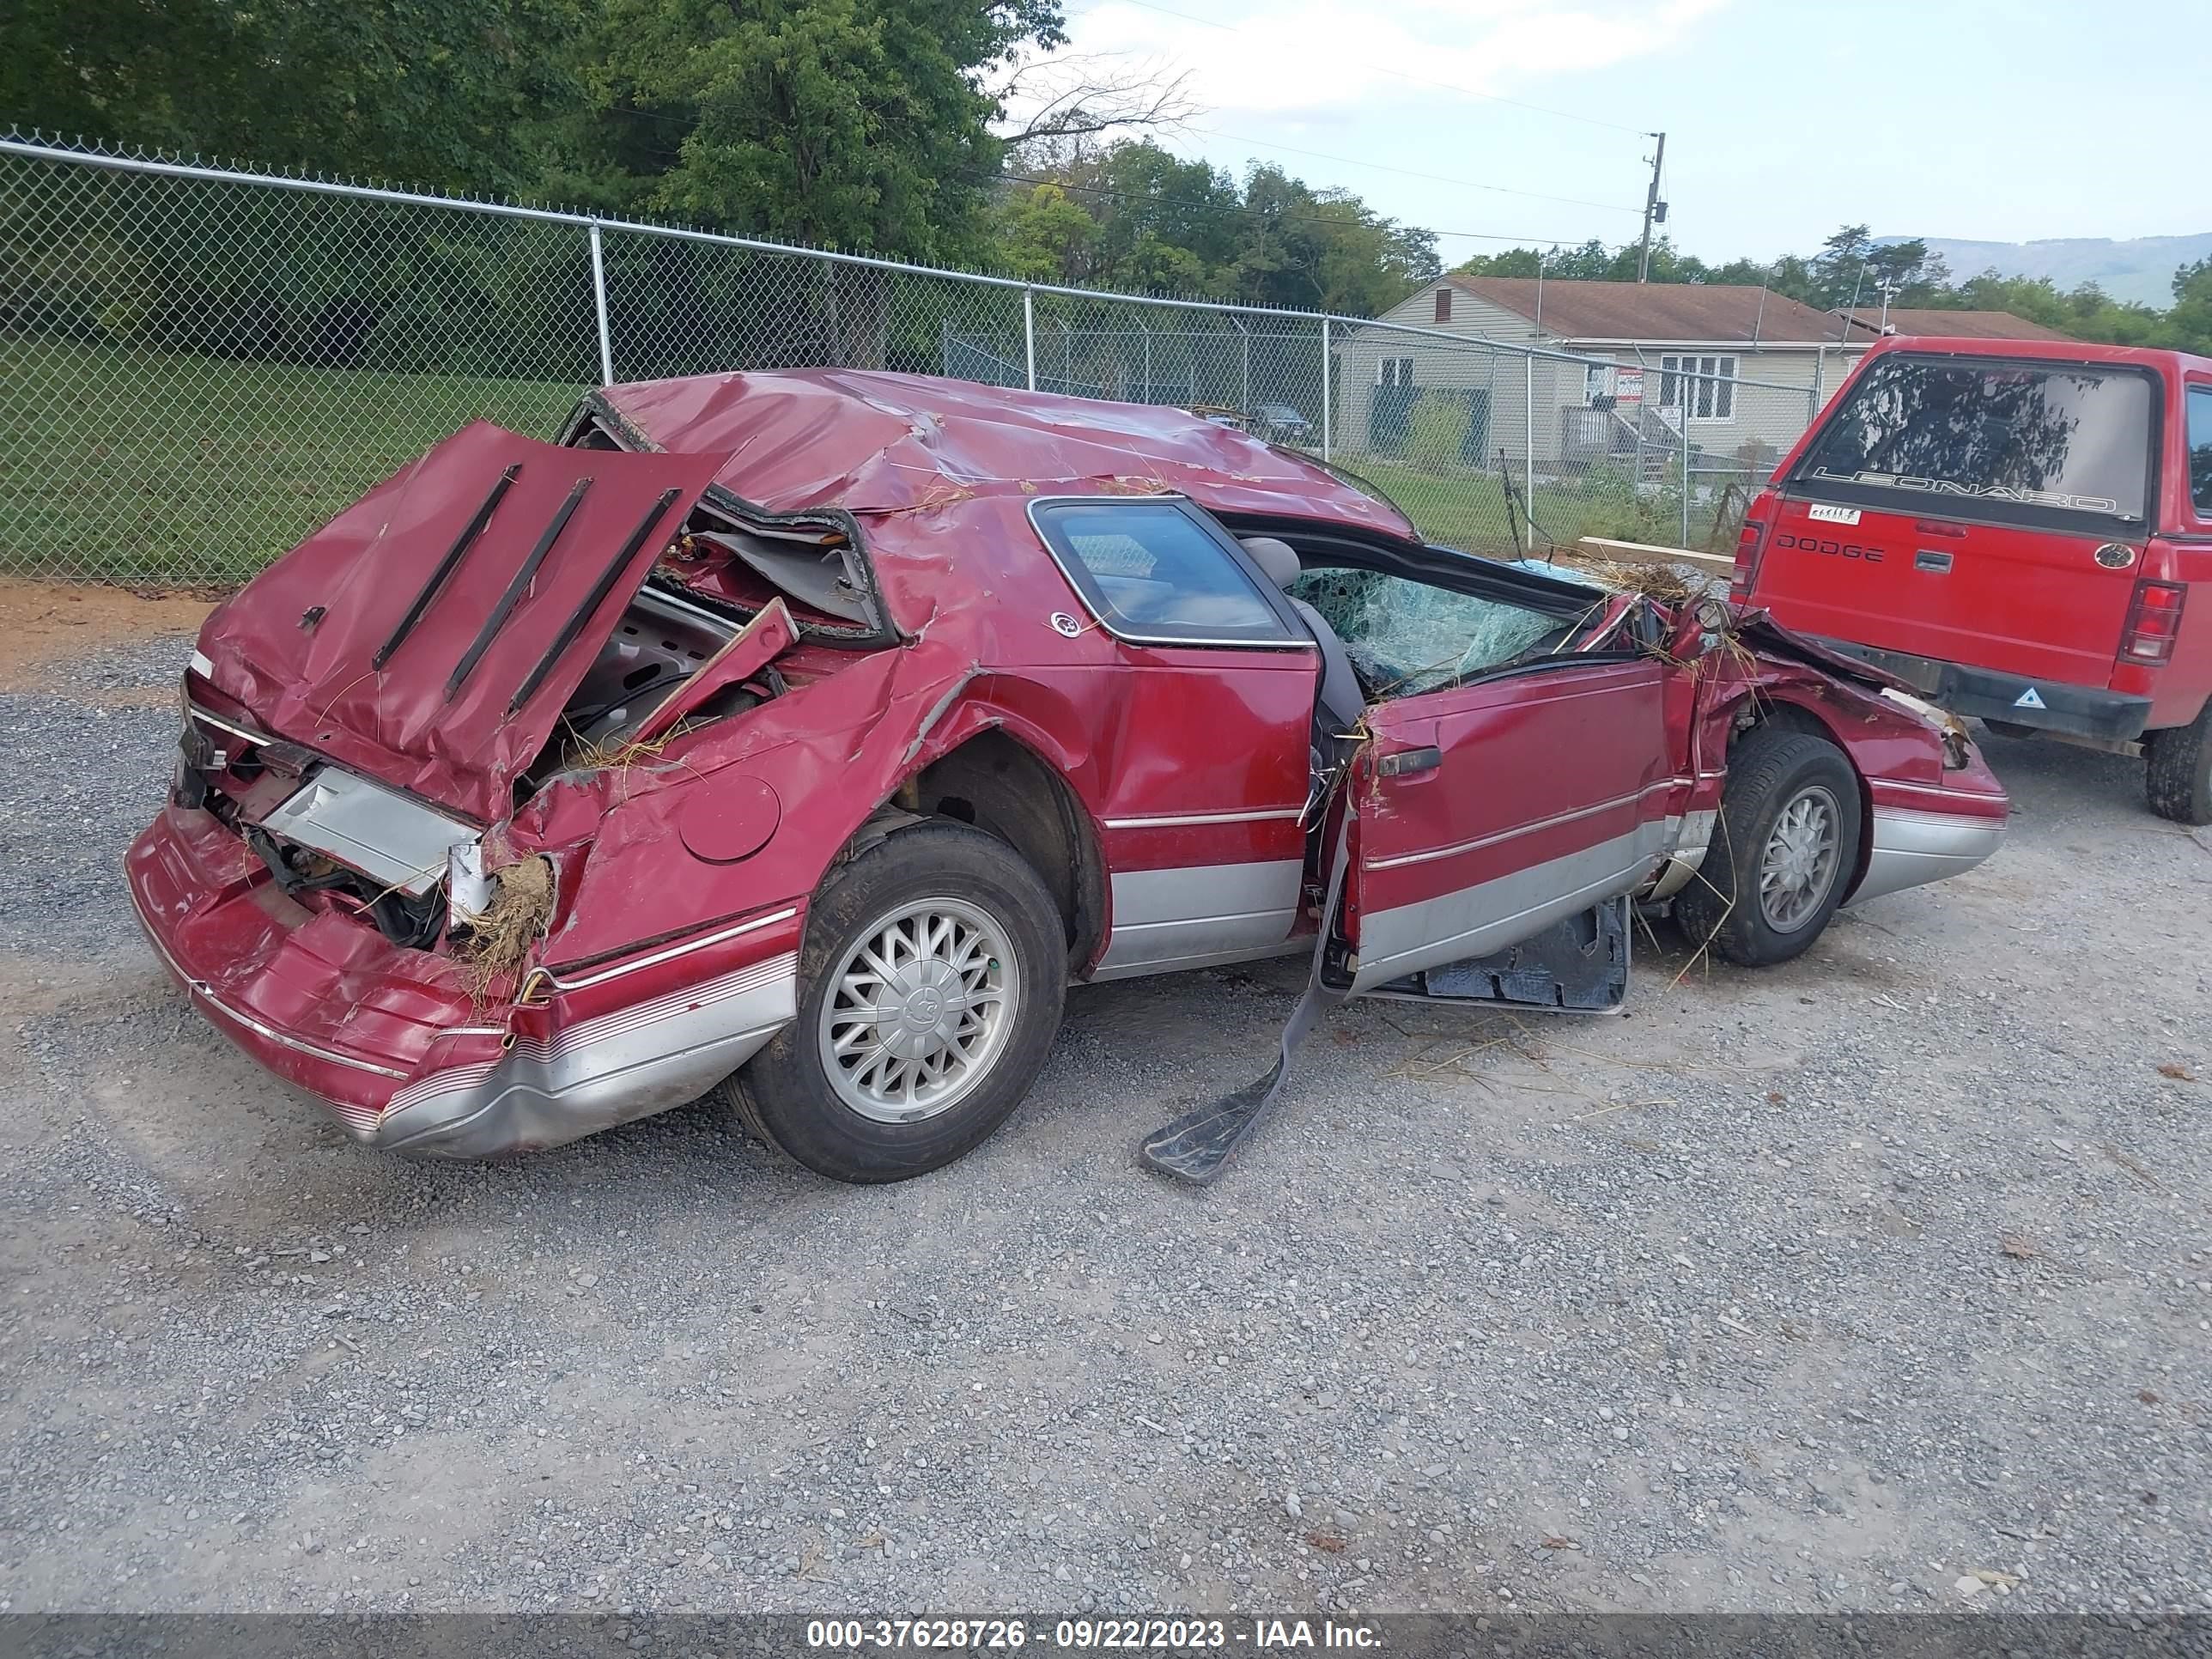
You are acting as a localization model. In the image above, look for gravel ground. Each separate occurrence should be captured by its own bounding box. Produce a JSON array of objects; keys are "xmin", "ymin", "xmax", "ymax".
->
[{"xmin": 2, "ymin": 627, "xmax": 2209, "ymax": 1620}]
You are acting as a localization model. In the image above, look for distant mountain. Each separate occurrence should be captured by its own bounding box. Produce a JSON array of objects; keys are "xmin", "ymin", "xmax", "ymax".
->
[{"xmin": 1878, "ymin": 234, "xmax": 2212, "ymax": 309}]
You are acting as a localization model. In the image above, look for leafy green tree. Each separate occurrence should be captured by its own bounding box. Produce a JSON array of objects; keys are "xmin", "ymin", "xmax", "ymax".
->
[
  {"xmin": 2164, "ymin": 258, "xmax": 2212, "ymax": 349},
  {"xmin": 993, "ymin": 182, "xmax": 1097, "ymax": 283},
  {"xmin": 571, "ymin": 0, "xmax": 1065, "ymax": 260},
  {"xmin": 1, "ymin": 0, "xmax": 577, "ymax": 192},
  {"xmin": 1225, "ymin": 163, "xmax": 1435, "ymax": 313},
  {"xmin": 993, "ymin": 142, "xmax": 1435, "ymax": 309}
]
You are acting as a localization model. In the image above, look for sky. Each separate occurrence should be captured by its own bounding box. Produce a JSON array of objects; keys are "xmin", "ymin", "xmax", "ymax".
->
[{"xmin": 1030, "ymin": 0, "xmax": 2211, "ymax": 264}]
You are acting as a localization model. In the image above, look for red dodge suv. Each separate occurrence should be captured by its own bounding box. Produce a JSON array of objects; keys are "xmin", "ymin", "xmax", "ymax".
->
[{"xmin": 1735, "ymin": 336, "xmax": 2212, "ymax": 821}]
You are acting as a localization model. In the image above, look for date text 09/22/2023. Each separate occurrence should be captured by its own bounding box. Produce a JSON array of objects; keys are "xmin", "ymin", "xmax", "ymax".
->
[{"xmin": 804, "ymin": 1618, "xmax": 1383, "ymax": 1650}]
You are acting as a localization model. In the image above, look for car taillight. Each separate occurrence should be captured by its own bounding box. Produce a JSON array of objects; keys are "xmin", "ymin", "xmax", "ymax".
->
[
  {"xmin": 2120, "ymin": 580, "xmax": 2186, "ymax": 665},
  {"xmin": 1729, "ymin": 516, "xmax": 1770, "ymax": 604}
]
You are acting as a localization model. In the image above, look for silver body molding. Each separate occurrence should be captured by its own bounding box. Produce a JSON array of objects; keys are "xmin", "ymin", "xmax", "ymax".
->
[
  {"xmin": 1351, "ymin": 823, "xmax": 1671, "ymax": 994},
  {"xmin": 1643, "ymin": 808, "xmax": 1717, "ymax": 902},
  {"xmin": 1091, "ymin": 859, "xmax": 1304, "ymax": 979},
  {"xmin": 1849, "ymin": 808, "xmax": 2005, "ymax": 907},
  {"xmin": 369, "ymin": 952, "xmax": 799, "ymax": 1157}
]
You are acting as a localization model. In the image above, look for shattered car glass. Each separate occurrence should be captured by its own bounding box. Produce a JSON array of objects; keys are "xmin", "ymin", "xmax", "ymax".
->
[{"xmin": 1289, "ymin": 566, "xmax": 1573, "ymax": 696}]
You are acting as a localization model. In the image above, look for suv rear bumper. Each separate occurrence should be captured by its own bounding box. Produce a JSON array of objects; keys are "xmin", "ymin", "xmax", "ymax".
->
[{"xmin": 1809, "ymin": 639, "xmax": 2151, "ymax": 743}]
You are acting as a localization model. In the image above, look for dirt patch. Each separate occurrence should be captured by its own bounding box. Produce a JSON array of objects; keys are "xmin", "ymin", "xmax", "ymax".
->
[{"xmin": 0, "ymin": 578, "xmax": 216, "ymax": 694}]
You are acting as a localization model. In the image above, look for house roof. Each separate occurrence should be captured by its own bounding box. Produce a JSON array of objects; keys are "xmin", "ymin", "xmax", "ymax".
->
[
  {"xmin": 1441, "ymin": 275, "xmax": 1851, "ymax": 344},
  {"xmin": 1841, "ymin": 307, "xmax": 2074, "ymax": 342}
]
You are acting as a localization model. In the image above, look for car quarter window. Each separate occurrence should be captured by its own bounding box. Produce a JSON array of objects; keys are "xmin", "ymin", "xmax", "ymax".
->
[
  {"xmin": 2190, "ymin": 386, "xmax": 2212, "ymax": 517},
  {"xmin": 1288, "ymin": 565, "xmax": 1580, "ymax": 699},
  {"xmin": 1030, "ymin": 499, "xmax": 1304, "ymax": 646}
]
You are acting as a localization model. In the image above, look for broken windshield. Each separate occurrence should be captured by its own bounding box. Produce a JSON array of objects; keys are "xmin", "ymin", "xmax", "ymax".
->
[{"xmin": 1289, "ymin": 567, "xmax": 1577, "ymax": 698}]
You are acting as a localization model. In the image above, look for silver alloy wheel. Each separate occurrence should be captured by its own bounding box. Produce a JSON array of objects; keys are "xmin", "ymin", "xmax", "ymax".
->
[
  {"xmin": 817, "ymin": 896, "xmax": 1020, "ymax": 1124},
  {"xmin": 1758, "ymin": 783, "xmax": 1842, "ymax": 933}
]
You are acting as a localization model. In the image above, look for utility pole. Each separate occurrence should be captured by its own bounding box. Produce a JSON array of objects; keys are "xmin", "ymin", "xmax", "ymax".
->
[
  {"xmin": 1637, "ymin": 132, "xmax": 1667, "ymax": 283},
  {"xmin": 1875, "ymin": 275, "xmax": 1901, "ymax": 333}
]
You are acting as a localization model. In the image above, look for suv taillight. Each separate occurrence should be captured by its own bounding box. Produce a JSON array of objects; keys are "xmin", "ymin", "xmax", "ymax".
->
[
  {"xmin": 1729, "ymin": 516, "xmax": 1771, "ymax": 604},
  {"xmin": 2121, "ymin": 580, "xmax": 2186, "ymax": 665}
]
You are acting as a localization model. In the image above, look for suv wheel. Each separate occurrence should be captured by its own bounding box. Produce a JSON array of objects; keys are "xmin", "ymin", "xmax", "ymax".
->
[
  {"xmin": 719, "ymin": 820, "xmax": 1065, "ymax": 1182},
  {"xmin": 2145, "ymin": 704, "xmax": 2212, "ymax": 825},
  {"xmin": 1677, "ymin": 726, "xmax": 1863, "ymax": 967}
]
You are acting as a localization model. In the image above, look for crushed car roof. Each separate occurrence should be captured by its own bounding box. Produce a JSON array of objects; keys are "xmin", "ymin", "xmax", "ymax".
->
[{"xmin": 590, "ymin": 368, "xmax": 1419, "ymax": 542}]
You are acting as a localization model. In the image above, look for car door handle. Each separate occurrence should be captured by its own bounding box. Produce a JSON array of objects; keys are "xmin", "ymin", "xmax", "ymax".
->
[{"xmin": 1376, "ymin": 745, "xmax": 1442, "ymax": 778}]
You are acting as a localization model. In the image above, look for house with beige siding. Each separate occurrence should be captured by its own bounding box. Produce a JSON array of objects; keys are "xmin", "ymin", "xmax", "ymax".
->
[{"xmin": 1335, "ymin": 275, "xmax": 1869, "ymax": 482}]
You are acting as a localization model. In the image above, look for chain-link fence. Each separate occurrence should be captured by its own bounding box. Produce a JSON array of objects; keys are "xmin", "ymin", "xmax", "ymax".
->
[{"xmin": 0, "ymin": 133, "xmax": 1820, "ymax": 586}]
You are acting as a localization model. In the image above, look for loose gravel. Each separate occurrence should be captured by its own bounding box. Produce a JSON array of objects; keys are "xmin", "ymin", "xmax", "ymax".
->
[{"xmin": 2, "ymin": 629, "xmax": 2208, "ymax": 1618}]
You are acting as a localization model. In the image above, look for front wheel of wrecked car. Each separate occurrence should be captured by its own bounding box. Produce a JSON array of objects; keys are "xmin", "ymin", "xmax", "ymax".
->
[
  {"xmin": 720, "ymin": 820, "xmax": 1066, "ymax": 1182},
  {"xmin": 1675, "ymin": 726, "xmax": 1863, "ymax": 969}
]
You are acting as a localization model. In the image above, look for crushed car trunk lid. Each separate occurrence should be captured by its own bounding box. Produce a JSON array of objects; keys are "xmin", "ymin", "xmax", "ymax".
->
[{"xmin": 195, "ymin": 423, "xmax": 724, "ymax": 823}]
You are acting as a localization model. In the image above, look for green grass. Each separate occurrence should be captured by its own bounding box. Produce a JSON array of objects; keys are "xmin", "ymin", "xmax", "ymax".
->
[
  {"xmin": 0, "ymin": 337, "xmax": 585, "ymax": 584},
  {"xmin": 1350, "ymin": 458, "xmax": 1730, "ymax": 559},
  {"xmin": 0, "ymin": 337, "xmax": 1737, "ymax": 586}
]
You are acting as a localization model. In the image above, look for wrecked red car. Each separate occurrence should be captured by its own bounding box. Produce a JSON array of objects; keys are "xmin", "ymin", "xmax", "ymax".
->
[{"xmin": 128, "ymin": 370, "xmax": 2008, "ymax": 1183}]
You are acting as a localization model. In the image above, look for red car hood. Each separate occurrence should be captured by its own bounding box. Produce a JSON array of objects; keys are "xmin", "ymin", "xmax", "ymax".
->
[{"xmin": 195, "ymin": 422, "xmax": 723, "ymax": 823}]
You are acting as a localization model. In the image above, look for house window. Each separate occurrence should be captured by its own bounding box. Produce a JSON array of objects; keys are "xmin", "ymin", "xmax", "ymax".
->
[
  {"xmin": 1379, "ymin": 357, "xmax": 1414, "ymax": 388},
  {"xmin": 1659, "ymin": 354, "xmax": 1737, "ymax": 421},
  {"xmin": 1434, "ymin": 288, "xmax": 1452, "ymax": 324}
]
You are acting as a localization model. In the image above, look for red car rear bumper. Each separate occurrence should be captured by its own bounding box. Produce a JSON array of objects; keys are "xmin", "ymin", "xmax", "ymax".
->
[
  {"xmin": 1855, "ymin": 753, "xmax": 2009, "ymax": 907},
  {"xmin": 126, "ymin": 803, "xmax": 800, "ymax": 1157}
]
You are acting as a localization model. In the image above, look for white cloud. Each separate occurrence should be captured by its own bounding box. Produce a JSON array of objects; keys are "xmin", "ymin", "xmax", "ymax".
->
[{"xmin": 1053, "ymin": 0, "xmax": 1729, "ymax": 118}]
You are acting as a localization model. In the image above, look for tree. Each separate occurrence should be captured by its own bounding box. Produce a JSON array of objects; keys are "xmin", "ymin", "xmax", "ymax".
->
[
  {"xmin": 994, "ymin": 141, "xmax": 1436, "ymax": 309},
  {"xmin": 2168, "ymin": 258, "xmax": 2212, "ymax": 349},
  {"xmin": 994, "ymin": 58, "xmax": 1195, "ymax": 148},
  {"xmin": 993, "ymin": 182, "xmax": 1097, "ymax": 284},
  {"xmin": 0, "ymin": 0, "xmax": 577, "ymax": 192},
  {"xmin": 568, "ymin": 0, "xmax": 1060, "ymax": 259},
  {"xmin": 1808, "ymin": 224, "xmax": 1875, "ymax": 311}
]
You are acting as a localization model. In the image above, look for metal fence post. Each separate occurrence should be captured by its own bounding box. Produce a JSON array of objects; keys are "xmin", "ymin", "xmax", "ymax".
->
[
  {"xmin": 1023, "ymin": 289, "xmax": 1037, "ymax": 392},
  {"xmin": 1236, "ymin": 316, "xmax": 1250, "ymax": 413},
  {"xmin": 1522, "ymin": 354, "xmax": 1536, "ymax": 507},
  {"xmin": 1680, "ymin": 402, "xmax": 1693, "ymax": 549},
  {"xmin": 587, "ymin": 222, "xmax": 614, "ymax": 386},
  {"xmin": 1141, "ymin": 323, "xmax": 1152, "ymax": 403},
  {"xmin": 1320, "ymin": 318, "xmax": 1332, "ymax": 463}
]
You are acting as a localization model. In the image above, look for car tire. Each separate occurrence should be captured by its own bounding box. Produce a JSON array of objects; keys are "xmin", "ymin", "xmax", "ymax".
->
[
  {"xmin": 1675, "ymin": 726, "xmax": 1863, "ymax": 968},
  {"xmin": 2144, "ymin": 705, "xmax": 2212, "ymax": 825},
  {"xmin": 717, "ymin": 819, "xmax": 1065, "ymax": 1183}
]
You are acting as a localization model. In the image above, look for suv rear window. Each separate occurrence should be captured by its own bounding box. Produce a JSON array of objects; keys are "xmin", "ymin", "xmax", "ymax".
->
[
  {"xmin": 2190, "ymin": 386, "xmax": 2212, "ymax": 516},
  {"xmin": 1796, "ymin": 354, "xmax": 2154, "ymax": 523}
]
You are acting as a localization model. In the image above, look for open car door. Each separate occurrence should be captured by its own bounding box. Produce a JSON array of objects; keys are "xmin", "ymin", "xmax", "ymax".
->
[
  {"xmin": 1341, "ymin": 656, "xmax": 1675, "ymax": 1003},
  {"xmin": 1139, "ymin": 649, "xmax": 1680, "ymax": 1184}
]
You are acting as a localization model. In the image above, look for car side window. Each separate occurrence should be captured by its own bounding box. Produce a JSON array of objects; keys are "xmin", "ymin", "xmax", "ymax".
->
[
  {"xmin": 1030, "ymin": 499, "xmax": 1303, "ymax": 646},
  {"xmin": 2191, "ymin": 387, "xmax": 2212, "ymax": 518}
]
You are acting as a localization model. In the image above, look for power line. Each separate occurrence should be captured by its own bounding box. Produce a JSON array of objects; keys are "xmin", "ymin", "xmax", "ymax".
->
[
  {"xmin": 1182, "ymin": 123, "xmax": 1643, "ymax": 214},
  {"xmin": 1079, "ymin": 0, "xmax": 1653, "ymax": 136}
]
